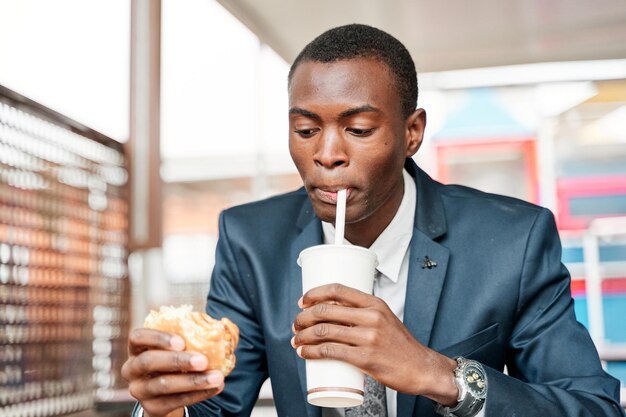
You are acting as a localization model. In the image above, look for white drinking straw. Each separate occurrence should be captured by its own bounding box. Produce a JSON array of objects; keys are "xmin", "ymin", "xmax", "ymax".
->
[{"xmin": 334, "ymin": 189, "xmax": 347, "ymax": 245}]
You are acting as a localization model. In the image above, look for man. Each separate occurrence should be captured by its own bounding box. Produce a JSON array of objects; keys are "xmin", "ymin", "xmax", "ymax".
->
[{"xmin": 122, "ymin": 24, "xmax": 624, "ymax": 417}]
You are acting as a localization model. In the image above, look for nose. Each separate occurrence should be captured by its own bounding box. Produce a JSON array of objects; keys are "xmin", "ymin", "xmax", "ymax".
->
[{"xmin": 313, "ymin": 130, "xmax": 348, "ymax": 169}]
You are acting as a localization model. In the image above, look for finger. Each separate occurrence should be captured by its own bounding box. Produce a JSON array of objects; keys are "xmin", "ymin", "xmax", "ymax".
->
[
  {"xmin": 129, "ymin": 371, "xmax": 224, "ymax": 399},
  {"xmin": 125, "ymin": 350, "xmax": 209, "ymax": 379},
  {"xmin": 129, "ymin": 328, "xmax": 185, "ymax": 356},
  {"xmin": 292, "ymin": 323, "xmax": 374, "ymax": 347},
  {"xmin": 141, "ymin": 384, "xmax": 225, "ymax": 417},
  {"xmin": 293, "ymin": 302, "xmax": 382, "ymax": 330},
  {"xmin": 296, "ymin": 342, "xmax": 362, "ymax": 365},
  {"xmin": 301, "ymin": 283, "xmax": 375, "ymax": 309}
]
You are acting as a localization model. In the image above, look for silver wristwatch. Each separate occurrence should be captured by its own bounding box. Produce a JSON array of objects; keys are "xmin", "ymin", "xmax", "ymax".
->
[{"xmin": 434, "ymin": 357, "xmax": 487, "ymax": 417}]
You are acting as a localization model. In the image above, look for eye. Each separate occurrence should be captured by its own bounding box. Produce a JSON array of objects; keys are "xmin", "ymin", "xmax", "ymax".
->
[
  {"xmin": 293, "ymin": 128, "xmax": 319, "ymax": 138},
  {"xmin": 346, "ymin": 127, "xmax": 375, "ymax": 137}
]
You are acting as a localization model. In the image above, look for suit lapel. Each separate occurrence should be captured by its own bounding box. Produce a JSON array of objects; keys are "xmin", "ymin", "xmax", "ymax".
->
[
  {"xmin": 397, "ymin": 229, "xmax": 450, "ymax": 417},
  {"xmin": 289, "ymin": 202, "xmax": 323, "ymax": 417},
  {"xmin": 398, "ymin": 160, "xmax": 450, "ymax": 417},
  {"xmin": 403, "ymin": 229, "xmax": 450, "ymax": 346}
]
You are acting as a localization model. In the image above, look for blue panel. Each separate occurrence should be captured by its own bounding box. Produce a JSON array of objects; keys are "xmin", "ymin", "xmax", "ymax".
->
[
  {"xmin": 573, "ymin": 297, "xmax": 626, "ymax": 385},
  {"xmin": 562, "ymin": 247, "xmax": 584, "ymax": 264},
  {"xmin": 599, "ymin": 245, "xmax": 626, "ymax": 262},
  {"xmin": 561, "ymin": 244, "xmax": 626, "ymax": 263},
  {"xmin": 569, "ymin": 194, "xmax": 626, "ymax": 216},
  {"xmin": 572, "ymin": 295, "xmax": 626, "ymax": 343},
  {"xmin": 573, "ymin": 297, "xmax": 589, "ymax": 328},
  {"xmin": 604, "ymin": 295, "xmax": 626, "ymax": 343},
  {"xmin": 606, "ymin": 362, "xmax": 626, "ymax": 386},
  {"xmin": 433, "ymin": 89, "xmax": 531, "ymax": 139}
]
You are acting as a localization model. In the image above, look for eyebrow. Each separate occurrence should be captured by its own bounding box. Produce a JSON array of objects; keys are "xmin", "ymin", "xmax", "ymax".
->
[
  {"xmin": 339, "ymin": 104, "xmax": 381, "ymax": 118},
  {"xmin": 289, "ymin": 107, "xmax": 321, "ymax": 121},
  {"xmin": 289, "ymin": 104, "xmax": 381, "ymax": 121}
]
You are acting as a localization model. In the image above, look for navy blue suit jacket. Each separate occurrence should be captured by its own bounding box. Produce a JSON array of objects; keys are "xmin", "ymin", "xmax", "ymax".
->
[{"xmin": 189, "ymin": 160, "xmax": 623, "ymax": 416}]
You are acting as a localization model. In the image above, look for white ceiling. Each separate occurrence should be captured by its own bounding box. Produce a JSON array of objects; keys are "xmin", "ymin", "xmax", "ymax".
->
[{"xmin": 216, "ymin": 0, "xmax": 626, "ymax": 72}]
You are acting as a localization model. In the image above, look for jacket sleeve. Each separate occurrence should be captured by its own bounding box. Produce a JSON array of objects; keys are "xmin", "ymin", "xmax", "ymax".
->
[
  {"xmin": 188, "ymin": 211, "xmax": 268, "ymax": 417},
  {"xmin": 484, "ymin": 208, "xmax": 624, "ymax": 416}
]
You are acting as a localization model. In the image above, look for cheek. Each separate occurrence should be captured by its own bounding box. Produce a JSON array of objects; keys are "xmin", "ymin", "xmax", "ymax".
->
[
  {"xmin": 355, "ymin": 145, "xmax": 405, "ymax": 202},
  {"xmin": 289, "ymin": 141, "xmax": 310, "ymax": 177},
  {"xmin": 359, "ymin": 141, "xmax": 403, "ymax": 175},
  {"xmin": 288, "ymin": 137, "xmax": 302, "ymax": 162}
]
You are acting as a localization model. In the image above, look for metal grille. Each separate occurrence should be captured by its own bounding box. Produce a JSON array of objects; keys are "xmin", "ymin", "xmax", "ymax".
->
[{"xmin": 0, "ymin": 86, "xmax": 130, "ymax": 417}]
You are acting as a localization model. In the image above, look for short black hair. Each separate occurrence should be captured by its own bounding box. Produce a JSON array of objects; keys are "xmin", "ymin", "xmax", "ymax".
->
[{"xmin": 288, "ymin": 24, "xmax": 418, "ymax": 118}]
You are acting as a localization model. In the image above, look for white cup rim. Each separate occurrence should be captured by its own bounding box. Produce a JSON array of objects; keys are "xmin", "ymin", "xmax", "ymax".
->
[{"xmin": 297, "ymin": 244, "xmax": 378, "ymax": 267}]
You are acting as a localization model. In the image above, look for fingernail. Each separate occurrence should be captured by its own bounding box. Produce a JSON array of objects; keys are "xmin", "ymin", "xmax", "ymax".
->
[
  {"xmin": 190, "ymin": 354, "xmax": 208, "ymax": 370},
  {"xmin": 170, "ymin": 335, "xmax": 185, "ymax": 350},
  {"xmin": 297, "ymin": 296, "xmax": 303, "ymax": 308},
  {"xmin": 291, "ymin": 323, "xmax": 296, "ymax": 334},
  {"xmin": 296, "ymin": 346, "xmax": 303, "ymax": 357},
  {"xmin": 290, "ymin": 336, "xmax": 296, "ymax": 348},
  {"xmin": 207, "ymin": 371, "xmax": 223, "ymax": 385}
]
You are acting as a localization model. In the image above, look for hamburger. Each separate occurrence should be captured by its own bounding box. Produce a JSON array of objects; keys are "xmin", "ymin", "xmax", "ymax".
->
[{"xmin": 144, "ymin": 305, "xmax": 239, "ymax": 376}]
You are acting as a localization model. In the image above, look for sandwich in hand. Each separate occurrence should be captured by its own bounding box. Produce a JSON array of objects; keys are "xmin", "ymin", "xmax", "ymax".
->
[{"xmin": 144, "ymin": 305, "xmax": 239, "ymax": 376}]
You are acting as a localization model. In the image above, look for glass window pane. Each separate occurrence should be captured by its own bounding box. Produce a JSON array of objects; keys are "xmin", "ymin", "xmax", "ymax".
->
[{"xmin": 0, "ymin": 0, "xmax": 130, "ymax": 141}]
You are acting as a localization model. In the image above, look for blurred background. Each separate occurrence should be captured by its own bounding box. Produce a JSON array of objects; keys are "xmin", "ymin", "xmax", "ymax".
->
[{"xmin": 0, "ymin": 0, "xmax": 625, "ymax": 415}]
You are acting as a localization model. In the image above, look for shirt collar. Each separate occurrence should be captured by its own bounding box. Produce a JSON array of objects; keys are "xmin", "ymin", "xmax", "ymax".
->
[{"xmin": 321, "ymin": 169, "xmax": 416, "ymax": 283}]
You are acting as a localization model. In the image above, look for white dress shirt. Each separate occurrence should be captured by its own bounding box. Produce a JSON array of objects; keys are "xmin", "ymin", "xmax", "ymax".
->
[{"xmin": 321, "ymin": 169, "xmax": 414, "ymax": 417}]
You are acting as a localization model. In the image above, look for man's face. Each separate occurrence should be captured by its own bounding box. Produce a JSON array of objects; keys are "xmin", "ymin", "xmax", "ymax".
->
[{"xmin": 288, "ymin": 57, "xmax": 423, "ymax": 229}]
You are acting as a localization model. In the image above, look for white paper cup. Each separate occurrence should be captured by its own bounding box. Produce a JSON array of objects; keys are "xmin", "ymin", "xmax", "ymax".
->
[{"xmin": 297, "ymin": 244, "xmax": 378, "ymax": 408}]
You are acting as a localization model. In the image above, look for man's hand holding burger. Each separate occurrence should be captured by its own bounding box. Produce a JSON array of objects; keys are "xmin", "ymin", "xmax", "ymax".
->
[{"xmin": 121, "ymin": 305, "xmax": 239, "ymax": 417}]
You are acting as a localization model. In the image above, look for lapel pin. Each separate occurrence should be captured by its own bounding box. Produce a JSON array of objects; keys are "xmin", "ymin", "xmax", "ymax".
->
[{"xmin": 422, "ymin": 256, "xmax": 437, "ymax": 269}]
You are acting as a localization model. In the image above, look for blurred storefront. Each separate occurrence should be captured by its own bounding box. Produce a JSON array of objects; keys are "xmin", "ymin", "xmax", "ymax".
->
[{"xmin": 425, "ymin": 78, "xmax": 626, "ymax": 387}]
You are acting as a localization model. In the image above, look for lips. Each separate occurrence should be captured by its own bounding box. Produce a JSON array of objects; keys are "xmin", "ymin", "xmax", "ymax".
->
[{"xmin": 314, "ymin": 188, "xmax": 352, "ymax": 204}]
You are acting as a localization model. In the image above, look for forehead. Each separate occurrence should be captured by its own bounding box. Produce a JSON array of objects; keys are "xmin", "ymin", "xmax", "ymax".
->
[{"xmin": 288, "ymin": 58, "xmax": 400, "ymax": 110}]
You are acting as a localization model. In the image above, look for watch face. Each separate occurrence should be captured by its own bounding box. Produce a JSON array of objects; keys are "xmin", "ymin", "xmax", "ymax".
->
[{"xmin": 463, "ymin": 363, "xmax": 487, "ymax": 398}]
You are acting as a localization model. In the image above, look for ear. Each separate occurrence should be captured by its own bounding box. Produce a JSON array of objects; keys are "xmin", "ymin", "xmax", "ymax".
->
[{"xmin": 404, "ymin": 108, "xmax": 426, "ymax": 158}]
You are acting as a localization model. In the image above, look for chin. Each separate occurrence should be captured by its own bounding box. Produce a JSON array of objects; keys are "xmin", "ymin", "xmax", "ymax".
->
[{"xmin": 310, "ymin": 203, "xmax": 336, "ymax": 223}]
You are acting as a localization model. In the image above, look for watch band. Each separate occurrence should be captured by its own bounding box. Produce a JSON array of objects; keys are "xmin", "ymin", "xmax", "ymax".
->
[{"xmin": 434, "ymin": 357, "xmax": 487, "ymax": 417}]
